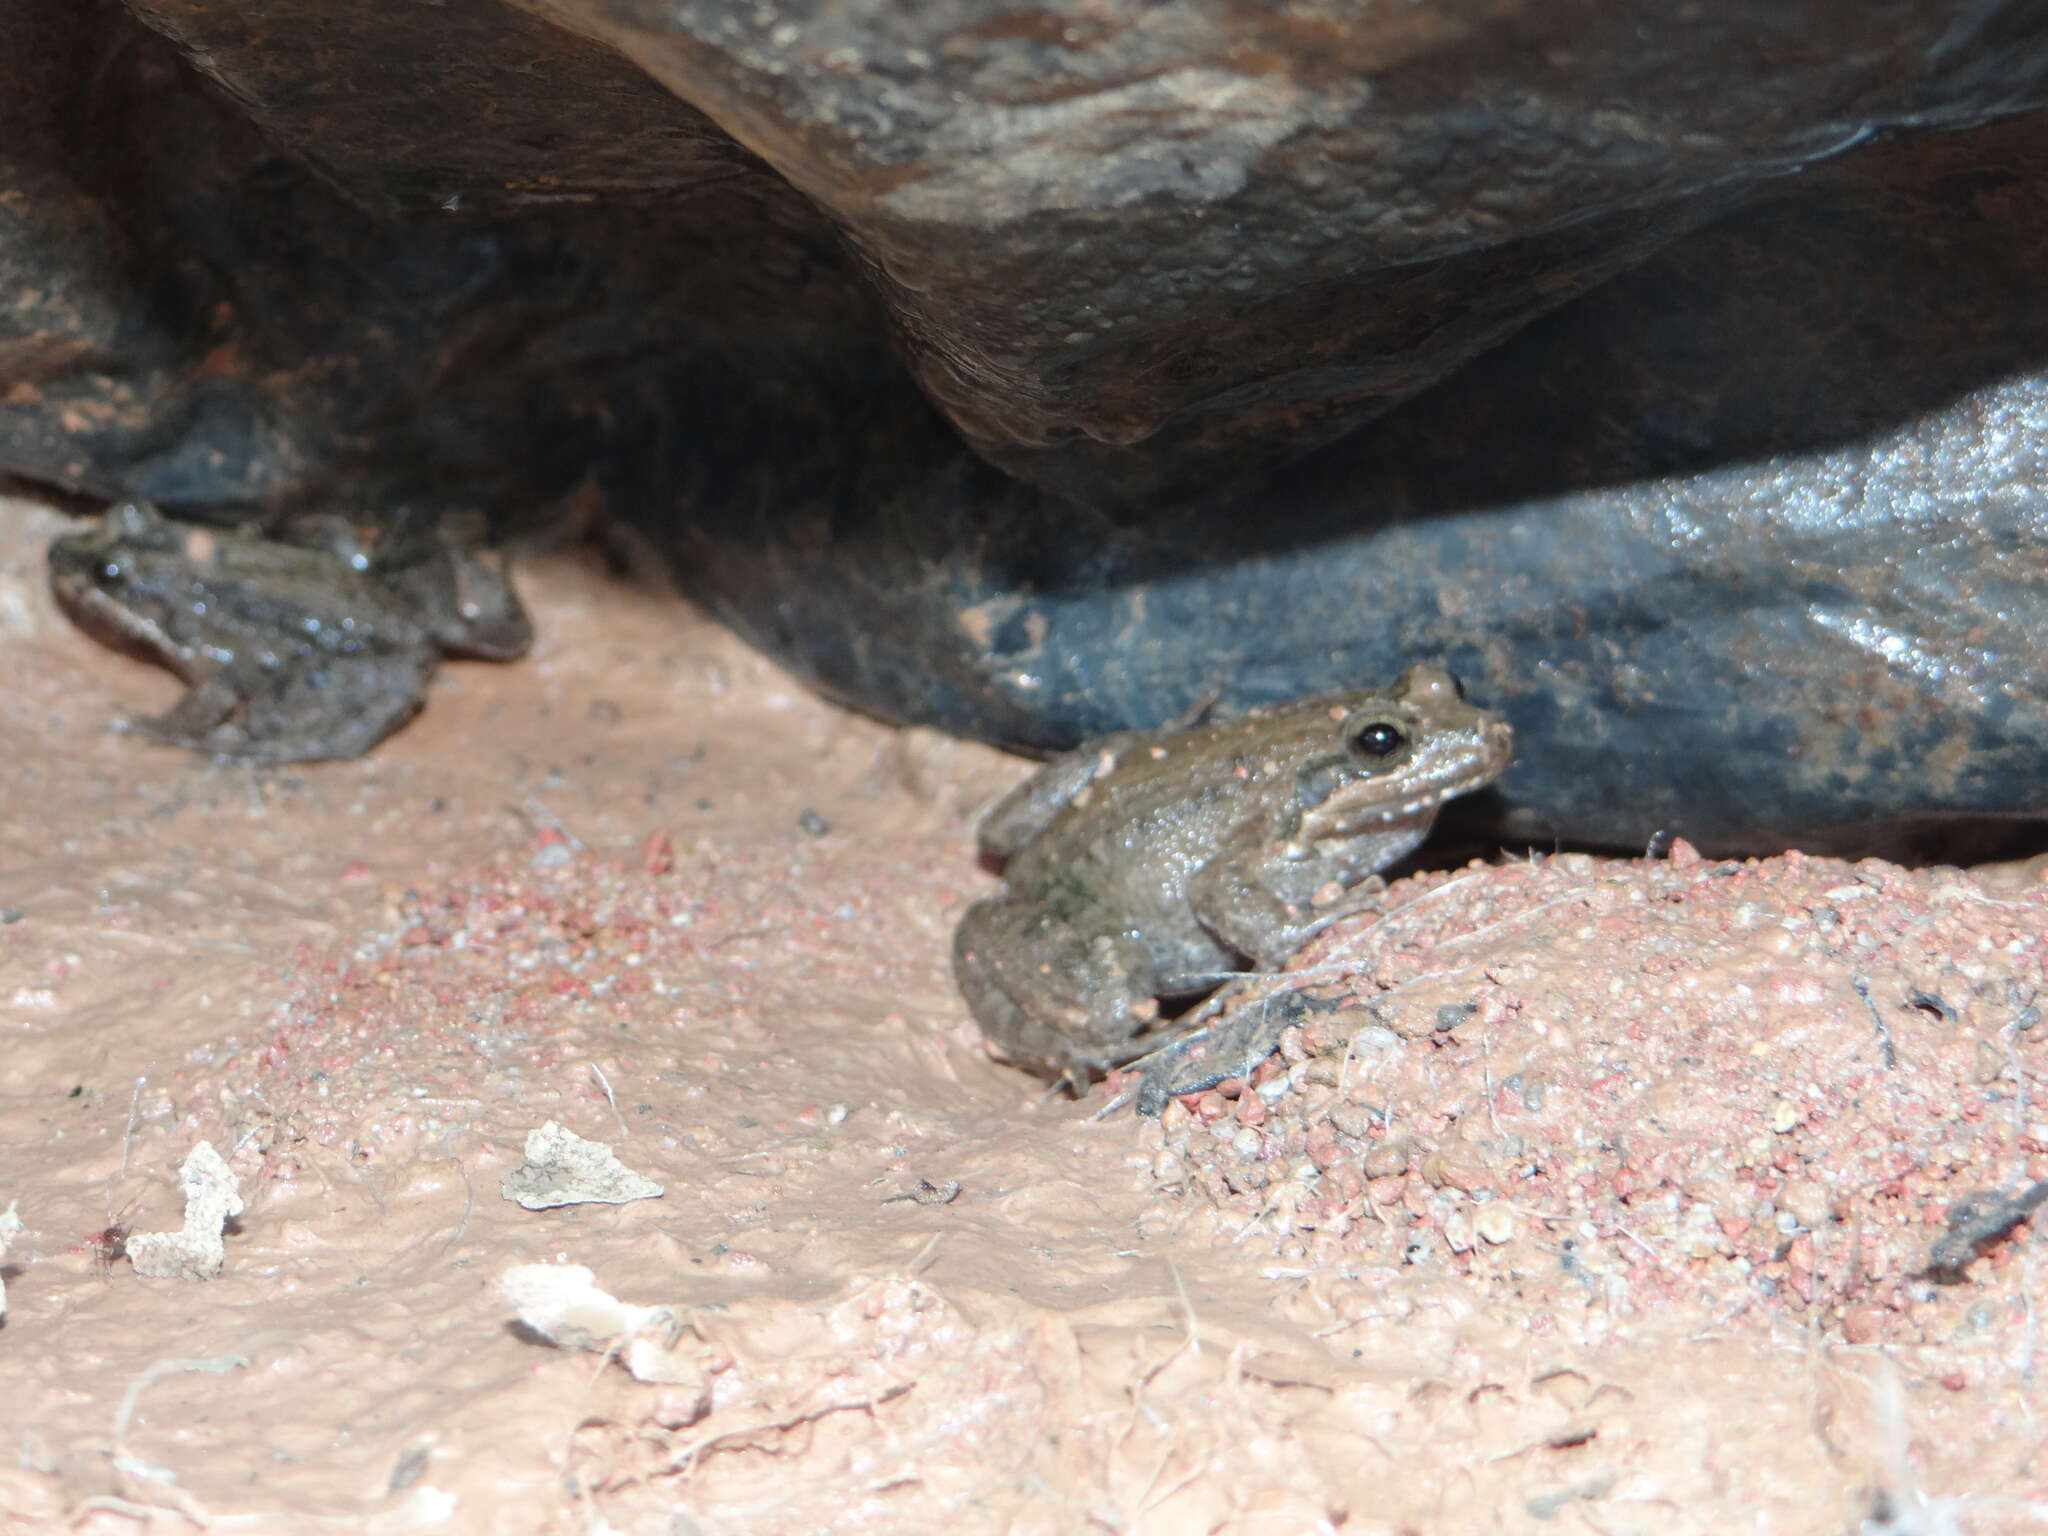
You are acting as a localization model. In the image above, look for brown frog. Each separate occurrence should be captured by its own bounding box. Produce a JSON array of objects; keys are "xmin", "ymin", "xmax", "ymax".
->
[
  {"xmin": 49, "ymin": 499, "xmax": 532, "ymax": 764},
  {"xmin": 954, "ymin": 664, "xmax": 1512, "ymax": 1079}
]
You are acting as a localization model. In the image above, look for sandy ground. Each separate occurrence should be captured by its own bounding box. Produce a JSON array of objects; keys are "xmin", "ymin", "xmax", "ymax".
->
[{"xmin": 1, "ymin": 489, "xmax": 2045, "ymax": 1534}]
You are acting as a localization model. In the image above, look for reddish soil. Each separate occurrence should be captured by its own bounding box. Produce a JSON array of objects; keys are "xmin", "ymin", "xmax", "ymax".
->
[{"xmin": 1, "ymin": 490, "xmax": 2043, "ymax": 1533}]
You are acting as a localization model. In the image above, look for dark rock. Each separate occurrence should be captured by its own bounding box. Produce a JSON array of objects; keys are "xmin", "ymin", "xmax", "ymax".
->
[
  {"xmin": 650, "ymin": 113, "xmax": 2048, "ymax": 856},
  {"xmin": 0, "ymin": 1, "xmax": 863, "ymax": 517},
  {"xmin": 549, "ymin": 0, "xmax": 2048, "ymax": 506},
  {"xmin": 11, "ymin": 1, "xmax": 2048, "ymax": 510}
]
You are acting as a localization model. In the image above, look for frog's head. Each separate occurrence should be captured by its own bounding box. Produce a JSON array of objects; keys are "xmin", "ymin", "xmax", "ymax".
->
[
  {"xmin": 1291, "ymin": 663, "xmax": 1513, "ymax": 843},
  {"xmin": 47, "ymin": 501, "xmax": 195, "ymax": 650}
]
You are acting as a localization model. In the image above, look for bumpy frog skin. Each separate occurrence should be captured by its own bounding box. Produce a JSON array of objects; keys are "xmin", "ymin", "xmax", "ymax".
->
[
  {"xmin": 954, "ymin": 664, "xmax": 1513, "ymax": 1078},
  {"xmin": 49, "ymin": 500, "xmax": 532, "ymax": 764}
]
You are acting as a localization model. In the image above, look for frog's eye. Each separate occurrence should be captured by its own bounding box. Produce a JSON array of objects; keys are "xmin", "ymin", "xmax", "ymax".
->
[{"xmin": 1346, "ymin": 719, "xmax": 1408, "ymax": 763}]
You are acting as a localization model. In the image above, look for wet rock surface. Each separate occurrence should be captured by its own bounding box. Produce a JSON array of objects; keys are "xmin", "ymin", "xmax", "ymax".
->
[
  {"xmin": 661, "ymin": 115, "xmax": 2048, "ymax": 855},
  {"xmin": 1, "ymin": 3, "xmax": 2045, "ymax": 850}
]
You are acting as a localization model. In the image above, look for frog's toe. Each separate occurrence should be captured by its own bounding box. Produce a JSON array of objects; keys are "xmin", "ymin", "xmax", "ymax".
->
[
  {"xmin": 114, "ymin": 712, "xmax": 195, "ymax": 752},
  {"xmin": 125, "ymin": 709, "xmax": 300, "ymax": 766},
  {"xmin": 124, "ymin": 712, "xmax": 253, "ymax": 759}
]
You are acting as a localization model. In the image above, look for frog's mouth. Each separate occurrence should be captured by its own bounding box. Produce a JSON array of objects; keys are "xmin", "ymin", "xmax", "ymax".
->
[
  {"xmin": 1394, "ymin": 724, "xmax": 1513, "ymax": 812},
  {"xmin": 1358, "ymin": 781, "xmax": 1483, "ymax": 827}
]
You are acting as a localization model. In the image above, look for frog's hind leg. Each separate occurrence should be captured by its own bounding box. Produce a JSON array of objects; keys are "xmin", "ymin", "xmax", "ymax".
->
[
  {"xmin": 212, "ymin": 654, "xmax": 433, "ymax": 764},
  {"xmin": 953, "ymin": 896, "xmax": 1160, "ymax": 1081},
  {"xmin": 161, "ymin": 653, "xmax": 430, "ymax": 765}
]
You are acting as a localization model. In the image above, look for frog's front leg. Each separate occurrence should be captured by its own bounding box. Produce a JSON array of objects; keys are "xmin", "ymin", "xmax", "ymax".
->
[
  {"xmin": 1186, "ymin": 824, "xmax": 1385, "ymax": 969},
  {"xmin": 128, "ymin": 671, "xmax": 244, "ymax": 749},
  {"xmin": 974, "ymin": 733, "xmax": 1153, "ymax": 862},
  {"xmin": 953, "ymin": 896, "xmax": 1161, "ymax": 1077}
]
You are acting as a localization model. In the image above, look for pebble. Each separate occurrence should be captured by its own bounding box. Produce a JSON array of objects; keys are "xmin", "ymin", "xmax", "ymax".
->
[
  {"xmin": 1779, "ymin": 1178, "xmax": 1832, "ymax": 1228},
  {"xmin": 1363, "ymin": 1138, "xmax": 1411, "ymax": 1179}
]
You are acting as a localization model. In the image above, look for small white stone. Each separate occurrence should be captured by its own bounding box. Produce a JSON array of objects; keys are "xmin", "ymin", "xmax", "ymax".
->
[
  {"xmin": 499, "ymin": 1122, "xmax": 664, "ymax": 1210},
  {"xmin": 1473, "ymin": 1204, "xmax": 1517, "ymax": 1245}
]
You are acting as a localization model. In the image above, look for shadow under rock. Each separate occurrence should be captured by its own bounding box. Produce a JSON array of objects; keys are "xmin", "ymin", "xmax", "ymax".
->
[{"xmin": 645, "ymin": 110, "xmax": 2048, "ymax": 857}]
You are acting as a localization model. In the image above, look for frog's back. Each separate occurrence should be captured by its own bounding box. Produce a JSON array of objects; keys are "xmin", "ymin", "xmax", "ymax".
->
[{"xmin": 998, "ymin": 695, "xmax": 1367, "ymax": 925}]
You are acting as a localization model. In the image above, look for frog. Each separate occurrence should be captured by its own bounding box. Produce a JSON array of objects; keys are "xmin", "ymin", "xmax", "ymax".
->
[
  {"xmin": 953, "ymin": 663, "xmax": 1513, "ymax": 1081},
  {"xmin": 48, "ymin": 498, "xmax": 532, "ymax": 764}
]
